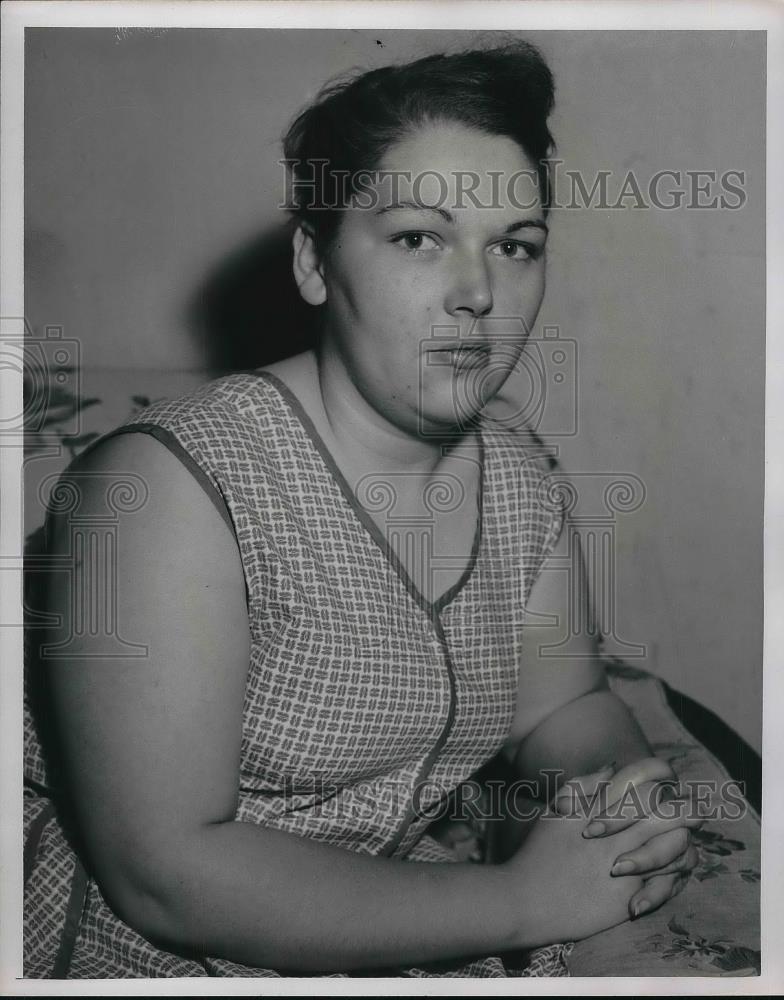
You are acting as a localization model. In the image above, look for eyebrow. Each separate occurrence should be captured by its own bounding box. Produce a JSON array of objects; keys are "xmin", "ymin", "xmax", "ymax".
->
[
  {"xmin": 375, "ymin": 201, "xmax": 454, "ymax": 222},
  {"xmin": 375, "ymin": 200, "xmax": 548, "ymax": 234},
  {"xmin": 503, "ymin": 219, "xmax": 549, "ymax": 236}
]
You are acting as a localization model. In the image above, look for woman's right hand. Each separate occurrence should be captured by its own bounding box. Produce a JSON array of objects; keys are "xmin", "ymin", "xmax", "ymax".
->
[
  {"xmin": 501, "ymin": 789, "xmax": 643, "ymax": 944},
  {"xmin": 559, "ymin": 757, "xmax": 702, "ymax": 919},
  {"xmin": 501, "ymin": 763, "xmax": 697, "ymax": 945}
]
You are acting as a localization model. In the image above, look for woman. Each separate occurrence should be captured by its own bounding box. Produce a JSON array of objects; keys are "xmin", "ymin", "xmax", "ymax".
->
[{"xmin": 24, "ymin": 41, "xmax": 700, "ymax": 978}]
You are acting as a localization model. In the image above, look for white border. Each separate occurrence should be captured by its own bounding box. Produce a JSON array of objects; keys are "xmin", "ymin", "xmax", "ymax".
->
[
  {"xmin": 0, "ymin": 0, "xmax": 780, "ymax": 30},
  {"xmin": 2, "ymin": 1, "xmax": 782, "ymax": 995}
]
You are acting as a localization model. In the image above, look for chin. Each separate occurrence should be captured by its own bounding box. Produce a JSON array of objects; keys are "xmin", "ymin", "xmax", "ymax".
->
[
  {"xmin": 414, "ymin": 402, "xmax": 484, "ymax": 440},
  {"xmin": 410, "ymin": 365, "xmax": 511, "ymax": 436}
]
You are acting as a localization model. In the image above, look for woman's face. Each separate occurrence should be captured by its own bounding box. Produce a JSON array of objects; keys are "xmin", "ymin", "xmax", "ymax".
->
[{"xmin": 312, "ymin": 120, "xmax": 548, "ymax": 437}]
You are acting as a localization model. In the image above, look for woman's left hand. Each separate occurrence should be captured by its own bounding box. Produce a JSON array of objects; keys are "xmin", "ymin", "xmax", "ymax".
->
[{"xmin": 552, "ymin": 757, "xmax": 705, "ymax": 918}]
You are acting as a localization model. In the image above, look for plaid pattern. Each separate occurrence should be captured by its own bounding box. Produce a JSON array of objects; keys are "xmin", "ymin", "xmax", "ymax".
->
[
  {"xmin": 24, "ymin": 804, "xmax": 80, "ymax": 978},
  {"xmin": 24, "ymin": 370, "xmax": 567, "ymax": 978}
]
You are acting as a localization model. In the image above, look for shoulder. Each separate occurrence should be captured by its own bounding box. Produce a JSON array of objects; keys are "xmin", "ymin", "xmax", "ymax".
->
[
  {"xmin": 46, "ymin": 428, "xmax": 239, "ymax": 554},
  {"xmin": 479, "ymin": 411, "xmax": 560, "ymax": 499},
  {"xmin": 67, "ymin": 372, "xmax": 287, "ymax": 502},
  {"xmin": 479, "ymin": 411, "xmax": 566, "ymax": 561},
  {"xmin": 122, "ymin": 371, "xmax": 276, "ymax": 432},
  {"xmin": 45, "ymin": 371, "xmax": 298, "ymax": 568},
  {"xmin": 44, "ymin": 424, "xmax": 249, "ymax": 644}
]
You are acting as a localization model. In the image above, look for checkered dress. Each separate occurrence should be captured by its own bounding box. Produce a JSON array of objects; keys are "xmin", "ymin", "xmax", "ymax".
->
[{"xmin": 24, "ymin": 370, "xmax": 571, "ymax": 978}]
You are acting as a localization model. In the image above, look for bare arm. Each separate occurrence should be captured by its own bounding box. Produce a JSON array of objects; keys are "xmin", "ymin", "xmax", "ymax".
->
[
  {"xmin": 492, "ymin": 511, "xmax": 697, "ymax": 918},
  {"xmin": 43, "ymin": 433, "xmax": 530, "ymax": 973},
  {"xmin": 501, "ymin": 513, "xmax": 650, "ymax": 793}
]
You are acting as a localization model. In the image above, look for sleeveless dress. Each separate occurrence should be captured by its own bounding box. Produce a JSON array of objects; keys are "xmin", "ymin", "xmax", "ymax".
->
[{"xmin": 23, "ymin": 370, "xmax": 571, "ymax": 978}]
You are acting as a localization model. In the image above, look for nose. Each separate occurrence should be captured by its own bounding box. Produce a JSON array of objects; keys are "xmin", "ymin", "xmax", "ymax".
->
[{"xmin": 444, "ymin": 252, "xmax": 493, "ymax": 318}]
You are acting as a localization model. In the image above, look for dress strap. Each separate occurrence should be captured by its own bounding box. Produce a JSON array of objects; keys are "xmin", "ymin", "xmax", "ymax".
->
[
  {"xmin": 50, "ymin": 858, "xmax": 89, "ymax": 978},
  {"xmin": 23, "ymin": 796, "xmax": 56, "ymax": 888},
  {"xmin": 70, "ymin": 423, "xmax": 236, "ymax": 536}
]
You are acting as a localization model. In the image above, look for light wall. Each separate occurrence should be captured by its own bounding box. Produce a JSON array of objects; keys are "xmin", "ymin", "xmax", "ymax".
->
[{"xmin": 24, "ymin": 28, "xmax": 764, "ymax": 751}]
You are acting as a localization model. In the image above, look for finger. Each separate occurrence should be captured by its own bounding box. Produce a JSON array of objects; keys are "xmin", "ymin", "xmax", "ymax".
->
[
  {"xmin": 552, "ymin": 763, "xmax": 616, "ymax": 817},
  {"xmin": 629, "ymin": 870, "xmax": 690, "ymax": 919},
  {"xmin": 582, "ymin": 778, "xmax": 664, "ymax": 837},
  {"xmin": 611, "ymin": 830, "xmax": 696, "ymax": 878},
  {"xmin": 626, "ymin": 871, "xmax": 681, "ymax": 919},
  {"xmin": 603, "ymin": 766, "xmax": 678, "ymax": 816},
  {"xmin": 635, "ymin": 844, "xmax": 699, "ymax": 880},
  {"xmin": 564, "ymin": 757, "xmax": 683, "ymax": 832},
  {"xmin": 611, "ymin": 827, "xmax": 689, "ymax": 877},
  {"xmin": 607, "ymin": 757, "xmax": 676, "ymax": 806},
  {"xmin": 603, "ymin": 809, "xmax": 705, "ymax": 863},
  {"xmin": 557, "ymin": 757, "xmax": 677, "ymax": 823},
  {"xmin": 583, "ymin": 782, "xmax": 696, "ymax": 839}
]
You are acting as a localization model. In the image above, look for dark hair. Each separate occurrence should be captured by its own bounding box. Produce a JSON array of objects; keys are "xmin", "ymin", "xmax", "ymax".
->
[{"xmin": 282, "ymin": 40, "xmax": 556, "ymax": 252}]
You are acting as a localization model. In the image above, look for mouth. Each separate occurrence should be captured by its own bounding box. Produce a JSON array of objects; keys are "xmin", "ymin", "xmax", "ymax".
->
[{"xmin": 426, "ymin": 344, "xmax": 491, "ymax": 372}]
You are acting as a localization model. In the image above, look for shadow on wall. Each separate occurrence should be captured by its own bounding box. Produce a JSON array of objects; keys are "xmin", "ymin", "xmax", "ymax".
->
[{"xmin": 186, "ymin": 221, "xmax": 321, "ymax": 371}]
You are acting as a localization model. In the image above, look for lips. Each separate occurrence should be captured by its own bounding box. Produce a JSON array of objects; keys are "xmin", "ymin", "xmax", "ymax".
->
[{"xmin": 426, "ymin": 344, "xmax": 491, "ymax": 371}]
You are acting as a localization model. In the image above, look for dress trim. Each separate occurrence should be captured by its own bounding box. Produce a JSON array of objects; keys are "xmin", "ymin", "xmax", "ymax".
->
[
  {"xmin": 23, "ymin": 797, "xmax": 56, "ymax": 888},
  {"xmin": 379, "ymin": 613, "xmax": 460, "ymax": 857},
  {"xmin": 77, "ymin": 423, "xmax": 236, "ymax": 535},
  {"xmin": 51, "ymin": 858, "xmax": 88, "ymax": 978},
  {"xmin": 65, "ymin": 422, "xmax": 250, "ymax": 611}
]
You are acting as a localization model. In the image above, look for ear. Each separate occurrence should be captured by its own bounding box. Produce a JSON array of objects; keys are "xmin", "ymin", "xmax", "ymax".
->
[{"xmin": 292, "ymin": 223, "xmax": 327, "ymax": 306}]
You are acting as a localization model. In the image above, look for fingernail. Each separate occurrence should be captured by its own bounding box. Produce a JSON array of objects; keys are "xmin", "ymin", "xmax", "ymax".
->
[
  {"xmin": 632, "ymin": 900, "xmax": 651, "ymax": 919},
  {"xmin": 611, "ymin": 859, "xmax": 636, "ymax": 876},
  {"xmin": 582, "ymin": 820, "xmax": 606, "ymax": 838}
]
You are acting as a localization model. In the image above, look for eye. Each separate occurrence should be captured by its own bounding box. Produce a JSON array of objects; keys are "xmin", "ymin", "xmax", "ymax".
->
[
  {"xmin": 391, "ymin": 232, "xmax": 440, "ymax": 253},
  {"xmin": 489, "ymin": 240, "xmax": 541, "ymax": 261}
]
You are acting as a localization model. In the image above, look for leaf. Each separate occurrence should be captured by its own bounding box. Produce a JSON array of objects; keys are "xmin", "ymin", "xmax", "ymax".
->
[
  {"xmin": 41, "ymin": 385, "xmax": 80, "ymax": 407},
  {"xmin": 693, "ymin": 829, "xmax": 746, "ymax": 855},
  {"xmin": 36, "ymin": 403, "xmax": 80, "ymax": 425},
  {"xmin": 667, "ymin": 916, "xmax": 690, "ymax": 936},
  {"xmin": 712, "ymin": 946, "xmax": 761, "ymax": 975},
  {"xmin": 60, "ymin": 432, "xmax": 100, "ymax": 452},
  {"xmin": 641, "ymin": 934, "xmax": 667, "ymax": 953},
  {"xmin": 76, "ymin": 396, "xmax": 102, "ymax": 411},
  {"xmin": 695, "ymin": 860, "xmax": 729, "ymax": 881},
  {"xmin": 25, "ymin": 394, "xmax": 102, "ymax": 431}
]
